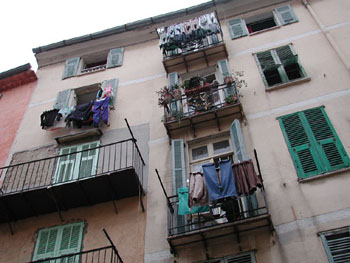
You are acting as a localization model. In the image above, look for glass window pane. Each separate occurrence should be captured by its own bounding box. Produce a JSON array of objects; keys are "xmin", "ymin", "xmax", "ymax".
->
[
  {"xmin": 192, "ymin": 146, "xmax": 208, "ymax": 161},
  {"xmin": 213, "ymin": 140, "xmax": 231, "ymax": 155}
]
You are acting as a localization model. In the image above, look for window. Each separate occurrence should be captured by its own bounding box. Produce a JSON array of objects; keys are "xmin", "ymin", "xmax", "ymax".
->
[
  {"xmin": 254, "ymin": 44, "xmax": 307, "ymax": 88},
  {"xmin": 55, "ymin": 141, "xmax": 100, "ymax": 184},
  {"xmin": 32, "ymin": 222, "xmax": 84, "ymax": 262},
  {"xmin": 228, "ymin": 4, "xmax": 297, "ymax": 39},
  {"xmin": 320, "ymin": 227, "xmax": 350, "ymax": 263},
  {"xmin": 62, "ymin": 47, "xmax": 124, "ymax": 79},
  {"xmin": 278, "ymin": 107, "xmax": 350, "ymax": 180},
  {"xmin": 198, "ymin": 251, "xmax": 256, "ymax": 263}
]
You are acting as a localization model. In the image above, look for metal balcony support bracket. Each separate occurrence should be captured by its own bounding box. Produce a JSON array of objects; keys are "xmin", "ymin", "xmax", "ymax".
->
[
  {"xmin": 189, "ymin": 118, "xmax": 196, "ymax": 137},
  {"xmin": 155, "ymin": 169, "xmax": 174, "ymax": 214},
  {"xmin": 214, "ymin": 111, "xmax": 221, "ymax": 131},
  {"xmin": 124, "ymin": 118, "xmax": 146, "ymax": 166},
  {"xmin": 105, "ymin": 175, "xmax": 119, "ymax": 214},
  {"xmin": 21, "ymin": 192, "xmax": 38, "ymax": 217},
  {"xmin": 139, "ymin": 183, "xmax": 145, "ymax": 212},
  {"xmin": 76, "ymin": 181, "xmax": 92, "ymax": 206},
  {"xmin": 203, "ymin": 50, "xmax": 209, "ymax": 67},
  {"xmin": 46, "ymin": 187, "xmax": 64, "ymax": 222},
  {"xmin": 1, "ymin": 198, "xmax": 15, "ymax": 235},
  {"xmin": 103, "ymin": 228, "xmax": 124, "ymax": 263},
  {"xmin": 200, "ymin": 233, "xmax": 209, "ymax": 259},
  {"xmin": 168, "ymin": 239, "xmax": 176, "ymax": 256},
  {"xmin": 183, "ymin": 57, "xmax": 189, "ymax": 72}
]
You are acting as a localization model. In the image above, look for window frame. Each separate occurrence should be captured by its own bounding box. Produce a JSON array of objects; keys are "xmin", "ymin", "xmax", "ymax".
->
[
  {"xmin": 197, "ymin": 251, "xmax": 256, "ymax": 263},
  {"xmin": 320, "ymin": 227, "xmax": 350, "ymax": 263},
  {"xmin": 254, "ymin": 44, "xmax": 308, "ymax": 89},
  {"xmin": 54, "ymin": 141, "xmax": 100, "ymax": 184},
  {"xmin": 32, "ymin": 222, "xmax": 85, "ymax": 262}
]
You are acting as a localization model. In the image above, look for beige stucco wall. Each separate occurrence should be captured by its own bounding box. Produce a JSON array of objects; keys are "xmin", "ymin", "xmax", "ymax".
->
[{"xmin": 1, "ymin": 0, "xmax": 350, "ymax": 263}]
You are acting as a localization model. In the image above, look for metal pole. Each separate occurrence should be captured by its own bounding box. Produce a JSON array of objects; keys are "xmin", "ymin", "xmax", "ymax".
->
[
  {"xmin": 155, "ymin": 169, "xmax": 174, "ymax": 214},
  {"xmin": 103, "ymin": 229, "xmax": 123, "ymax": 263},
  {"xmin": 124, "ymin": 118, "xmax": 145, "ymax": 166}
]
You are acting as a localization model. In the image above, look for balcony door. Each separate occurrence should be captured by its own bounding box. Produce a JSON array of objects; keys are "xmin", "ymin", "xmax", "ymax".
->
[{"xmin": 54, "ymin": 141, "xmax": 100, "ymax": 184}]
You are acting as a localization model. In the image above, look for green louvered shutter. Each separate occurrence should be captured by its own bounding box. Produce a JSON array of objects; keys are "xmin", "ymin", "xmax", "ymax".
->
[
  {"xmin": 321, "ymin": 228, "xmax": 350, "ymax": 263},
  {"xmin": 101, "ymin": 78, "xmax": 119, "ymax": 109},
  {"xmin": 230, "ymin": 119, "xmax": 248, "ymax": 163},
  {"xmin": 226, "ymin": 251, "xmax": 256, "ymax": 263},
  {"xmin": 172, "ymin": 139, "xmax": 187, "ymax": 234},
  {"xmin": 275, "ymin": 5, "xmax": 298, "ymax": 25},
  {"xmin": 54, "ymin": 89, "xmax": 71, "ymax": 110},
  {"xmin": 275, "ymin": 45, "xmax": 298, "ymax": 68},
  {"xmin": 228, "ymin": 18, "xmax": 248, "ymax": 39},
  {"xmin": 279, "ymin": 112, "xmax": 323, "ymax": 179},
  {"xmin": 304, "ymin": 107, "xmax": 350, "ymax": 172},
  {"xmin": 55, "ymin": 146, "xmax": 79, "ymax": 183},
  {"xmin": 78, "ymin": 142, "xmax": 100, "ymax": 178},
  {"xmin": 62, "ymin": 57, "xmax": 80, "ymax": 79},
  {"xmin": 255, "ymin": 50, "xmax": 282, "ymax": 87},
  {"xmin": 57, "ymin": 223, "xmax": 84, "ymax": 262},
  {"xmin": 33, "ymin": 227, "xmax": 59, "ymax": 261},
  {"xmin": 106, "ymin": 48, "xmax": 124, "ymax": 68}
]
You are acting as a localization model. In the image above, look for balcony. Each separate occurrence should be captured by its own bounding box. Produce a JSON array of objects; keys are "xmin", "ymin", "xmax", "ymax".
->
[
  {"xmin": 157, "ymin": 12, "xmax": 228, "ymax": 73},
  {"xmin": 162, "ymin": 82, "xmax": 244, "ymax": 138},
  {"xmin": 0, "ymin": 138, "xmax": 145, "ymax": 224},
  {"xmin": 29, "ymin": 245, "xmax": 123, "ymax": 263}
]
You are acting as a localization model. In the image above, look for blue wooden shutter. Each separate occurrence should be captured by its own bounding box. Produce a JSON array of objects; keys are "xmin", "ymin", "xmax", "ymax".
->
[
  {"xmin": 106, "ymin": 48, "xmax": 124, "ymax": 68},
  {"xmin": 33, "ymin": 227, "xmax": 59, "ymax": 261},
  {"xmin": 78, "ymin": 142, "xmax": 100, "ymax": 178},
  {"xmin": 228, "ymin": 18, "xmax": 248, "ymax": 39},
  {"xmin": 275, "ymin": 5, "xmax": 298, "ymax": 25},
  {"xmin": 62, "ymin": 57, "xmax": 80, "ymax": 79},
  {"xmin": 321, "ymin": 228, "xmax": 350, "ymax": 263},
  {"xmin": 54, "ymin": 89, "xmax": 71, "ymax": 110},
  {"xmin": 101, "ymin": 78, "xmax": 119, "ymax": 109},
  {"xmin": 303, "ymin": 107, "xmax": 350, "ymax": 172},
  {"xmin": 230, "ymin": 119, "xmax": 248, "ymax": 163}
]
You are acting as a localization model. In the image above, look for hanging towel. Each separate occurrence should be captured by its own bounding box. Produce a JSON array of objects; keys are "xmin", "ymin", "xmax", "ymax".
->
[
  {"xmin": 232, "ymin": 160, "xmax": 262, "ymax": 196},
  {"xmin": 188, "ymin": 172, "xmax": 209, "ymax": 207},
  {"xmin": 178, "ymin": 187, "xmax": 210, "ymax": 215},
  {"xmin": 202, "ymin": 159, "xmax": 237, "ymax": 202}
]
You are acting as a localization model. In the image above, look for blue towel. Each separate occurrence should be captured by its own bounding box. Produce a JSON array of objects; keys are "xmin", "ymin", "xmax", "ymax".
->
[{"xmin": 202, "ymin": 159, "xmax": 237, "ymax": 202}]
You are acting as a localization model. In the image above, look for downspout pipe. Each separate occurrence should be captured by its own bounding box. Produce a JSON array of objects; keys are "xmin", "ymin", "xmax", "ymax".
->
[{"xmin": 302, "ymin": 0, "xmax": 350, "ymax": 73}]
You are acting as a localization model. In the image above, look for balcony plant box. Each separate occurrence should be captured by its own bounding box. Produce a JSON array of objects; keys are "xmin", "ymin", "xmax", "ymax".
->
[{"xmin": 185, "ymin": 82, "xmax": 211, "ymax": 96}]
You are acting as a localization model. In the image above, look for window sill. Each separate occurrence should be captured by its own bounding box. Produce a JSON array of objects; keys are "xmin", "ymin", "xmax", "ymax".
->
[
  {"xmin": 249, "ymin": 25, "xmax": 281, "ymax": 36},
  {"xmin": 298, "ymin": 167, "xmax": 350, "ymax": 183},
  {"xmin": 78, "ymin": 66, "xmax": 106, "ymax": 76},
  {"xmin": 265, "ymin": 77, "xmax": 311, "ymax": 91}
]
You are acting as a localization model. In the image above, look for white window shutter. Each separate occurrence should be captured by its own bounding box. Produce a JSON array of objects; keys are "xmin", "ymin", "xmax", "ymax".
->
[
  {"xmin": 230, "ymin": 119, "xmax": 248, "ymax": 162},
  {"xmin": 54, "ymin": 89, "xmax": 71, "ymax": 110},
  {"xmin": 217, "ymin": 59, "xmax": 231, "ymax": 79},
  {"xmin": 171, "ymin": 139, "xmax": 186, "ymax": 195},
  {"xmin": 275, "ymin": 5, "xmax": 298, "ymax": 25},
  {"xmin": 227, "ymin": 18, "xmax": 248, "ymax": 39},
  {"xmin": 106, "ymin": 48, "xmax": 124, "ymax": 68},
  {"xmin": 62, "ymin": 57, "xmax": 80, "ymax": 79},
  {"xmin": 101, "ymin": 78, "xmax": 119, "ymax": 109}
]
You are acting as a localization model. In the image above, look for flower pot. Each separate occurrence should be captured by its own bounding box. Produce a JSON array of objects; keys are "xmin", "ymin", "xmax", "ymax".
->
[
  {"xmin": 224, "ymin": 76, "xmax": 233, "ymax": 86},
  {"xmin": 173, "ymin": 89, "xmax": 182, "ymax": 100}
]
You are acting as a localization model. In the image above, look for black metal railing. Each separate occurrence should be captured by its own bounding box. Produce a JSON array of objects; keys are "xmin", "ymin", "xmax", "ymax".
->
[
  {"xmin": 29, "ymin": 245, "xmax": 123, "ymax": 263},
  {"xmin": 167, "ymin": 188, "xmax": 268, "ymax": 236},
  {"xmin": 163, "ymin": 82, "xmax": 240, "ymax": 123},
  {"xmin": 0, "ymin": 138, "xmax": 145, "ymax": 195}
]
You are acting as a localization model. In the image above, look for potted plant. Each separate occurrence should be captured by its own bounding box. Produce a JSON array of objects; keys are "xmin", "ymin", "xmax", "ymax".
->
[
  {"xmin": 157, "ymin": 86, "xmax": 173, "ymax": 107},
  {"xmin": 172, "ymin": 84, "xmax": 182, "ymax": 100}
]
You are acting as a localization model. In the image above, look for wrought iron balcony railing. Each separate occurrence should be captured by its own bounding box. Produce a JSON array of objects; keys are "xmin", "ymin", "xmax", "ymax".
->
[
  {"xmin": 163, "ymin": 82, "xmax": 240, "ymax": 123},
  {"xmin": 0, "ymin": 138, "xmax": 144, "ymax": 195},
  {"xmin": 29, "ymin": 245, "xmax": 123, "ymax": 263}
]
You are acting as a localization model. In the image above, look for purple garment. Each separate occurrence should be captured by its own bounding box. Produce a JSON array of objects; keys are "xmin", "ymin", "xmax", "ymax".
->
[{"xmin": 93, "ymin": 97, "xmax": 110, "ymax": 127}]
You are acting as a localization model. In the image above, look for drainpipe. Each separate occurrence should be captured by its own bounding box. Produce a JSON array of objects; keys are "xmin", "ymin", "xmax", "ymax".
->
[{"xmin": 302, "ymin": 0, "xmax": 350, "ymax": 73}]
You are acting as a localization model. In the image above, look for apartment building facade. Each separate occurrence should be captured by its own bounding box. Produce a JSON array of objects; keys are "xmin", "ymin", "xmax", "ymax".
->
[{"xmin": 0, "ymin": 0, "xmax": 349, "ymax": 262}]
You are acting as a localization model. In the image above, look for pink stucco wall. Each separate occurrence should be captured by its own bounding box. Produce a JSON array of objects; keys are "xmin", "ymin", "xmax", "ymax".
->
[{"xmin": 0, "ymin": 81, "xmax": 35, "ymax": 167}]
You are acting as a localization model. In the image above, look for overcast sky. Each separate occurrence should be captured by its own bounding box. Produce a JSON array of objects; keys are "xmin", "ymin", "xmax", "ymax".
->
[{"xmin": 0, "ymin": 0, "xmax": 207, "ymax": 73}]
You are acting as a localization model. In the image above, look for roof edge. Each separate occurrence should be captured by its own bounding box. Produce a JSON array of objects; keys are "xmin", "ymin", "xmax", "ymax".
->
[{"xmin": 0, "ymin": 63, "xmax": 32, "ymax": 80}]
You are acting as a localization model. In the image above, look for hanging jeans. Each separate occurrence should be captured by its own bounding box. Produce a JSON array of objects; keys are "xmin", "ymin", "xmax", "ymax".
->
[
  {"xmin": 202, "ymin": 159, "xmax": 237, "ymax": 202},
  {"xmin": 93, "ymin": 96, "xmax": 110, "ymax": 127}
]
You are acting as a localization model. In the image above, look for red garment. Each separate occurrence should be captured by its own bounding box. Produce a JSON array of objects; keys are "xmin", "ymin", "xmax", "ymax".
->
[{"xmin": 232, "ymin": 160, "xmax": 262, "ymax": 196}]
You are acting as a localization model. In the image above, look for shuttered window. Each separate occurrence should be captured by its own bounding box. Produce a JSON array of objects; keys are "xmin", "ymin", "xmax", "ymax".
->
[
  {"xmin": 62, "ymin": 57, "xmax": 80, "ymax": 79},
  {"xmin": 320, "ymin": 227, "xmax": 350, "ymax": 263},
  {"xmin": 275, "ymin": 5, "xmax": 298, "ymax": 25},
  {"xmin": 227, "ymin": 18, "xmax": 248, "ymax": 39},
  {"xmin": 54, "ymin": 89, "xmax": 72, "ymax": 110},
  {"xmin": 106, "ymin": 48, "xmax": 125, "ymax": 69},
  {"xmin": 33, "ymin": 222, "xmax": 84, "ymax": 262},
  {"xmin": 200, "ymin": 251, "xmax": 256, "ymax": 263},
  {"xmin": 255, "ymin": 44, "xmax": 307, "ymax": 88},
  {"xmin": 279, "ymin": 107, "xmax": 350, "ymax": 180},
  {"xmin": 55, "ymin": 141, "xmax": 100, "ymax": 184}
]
